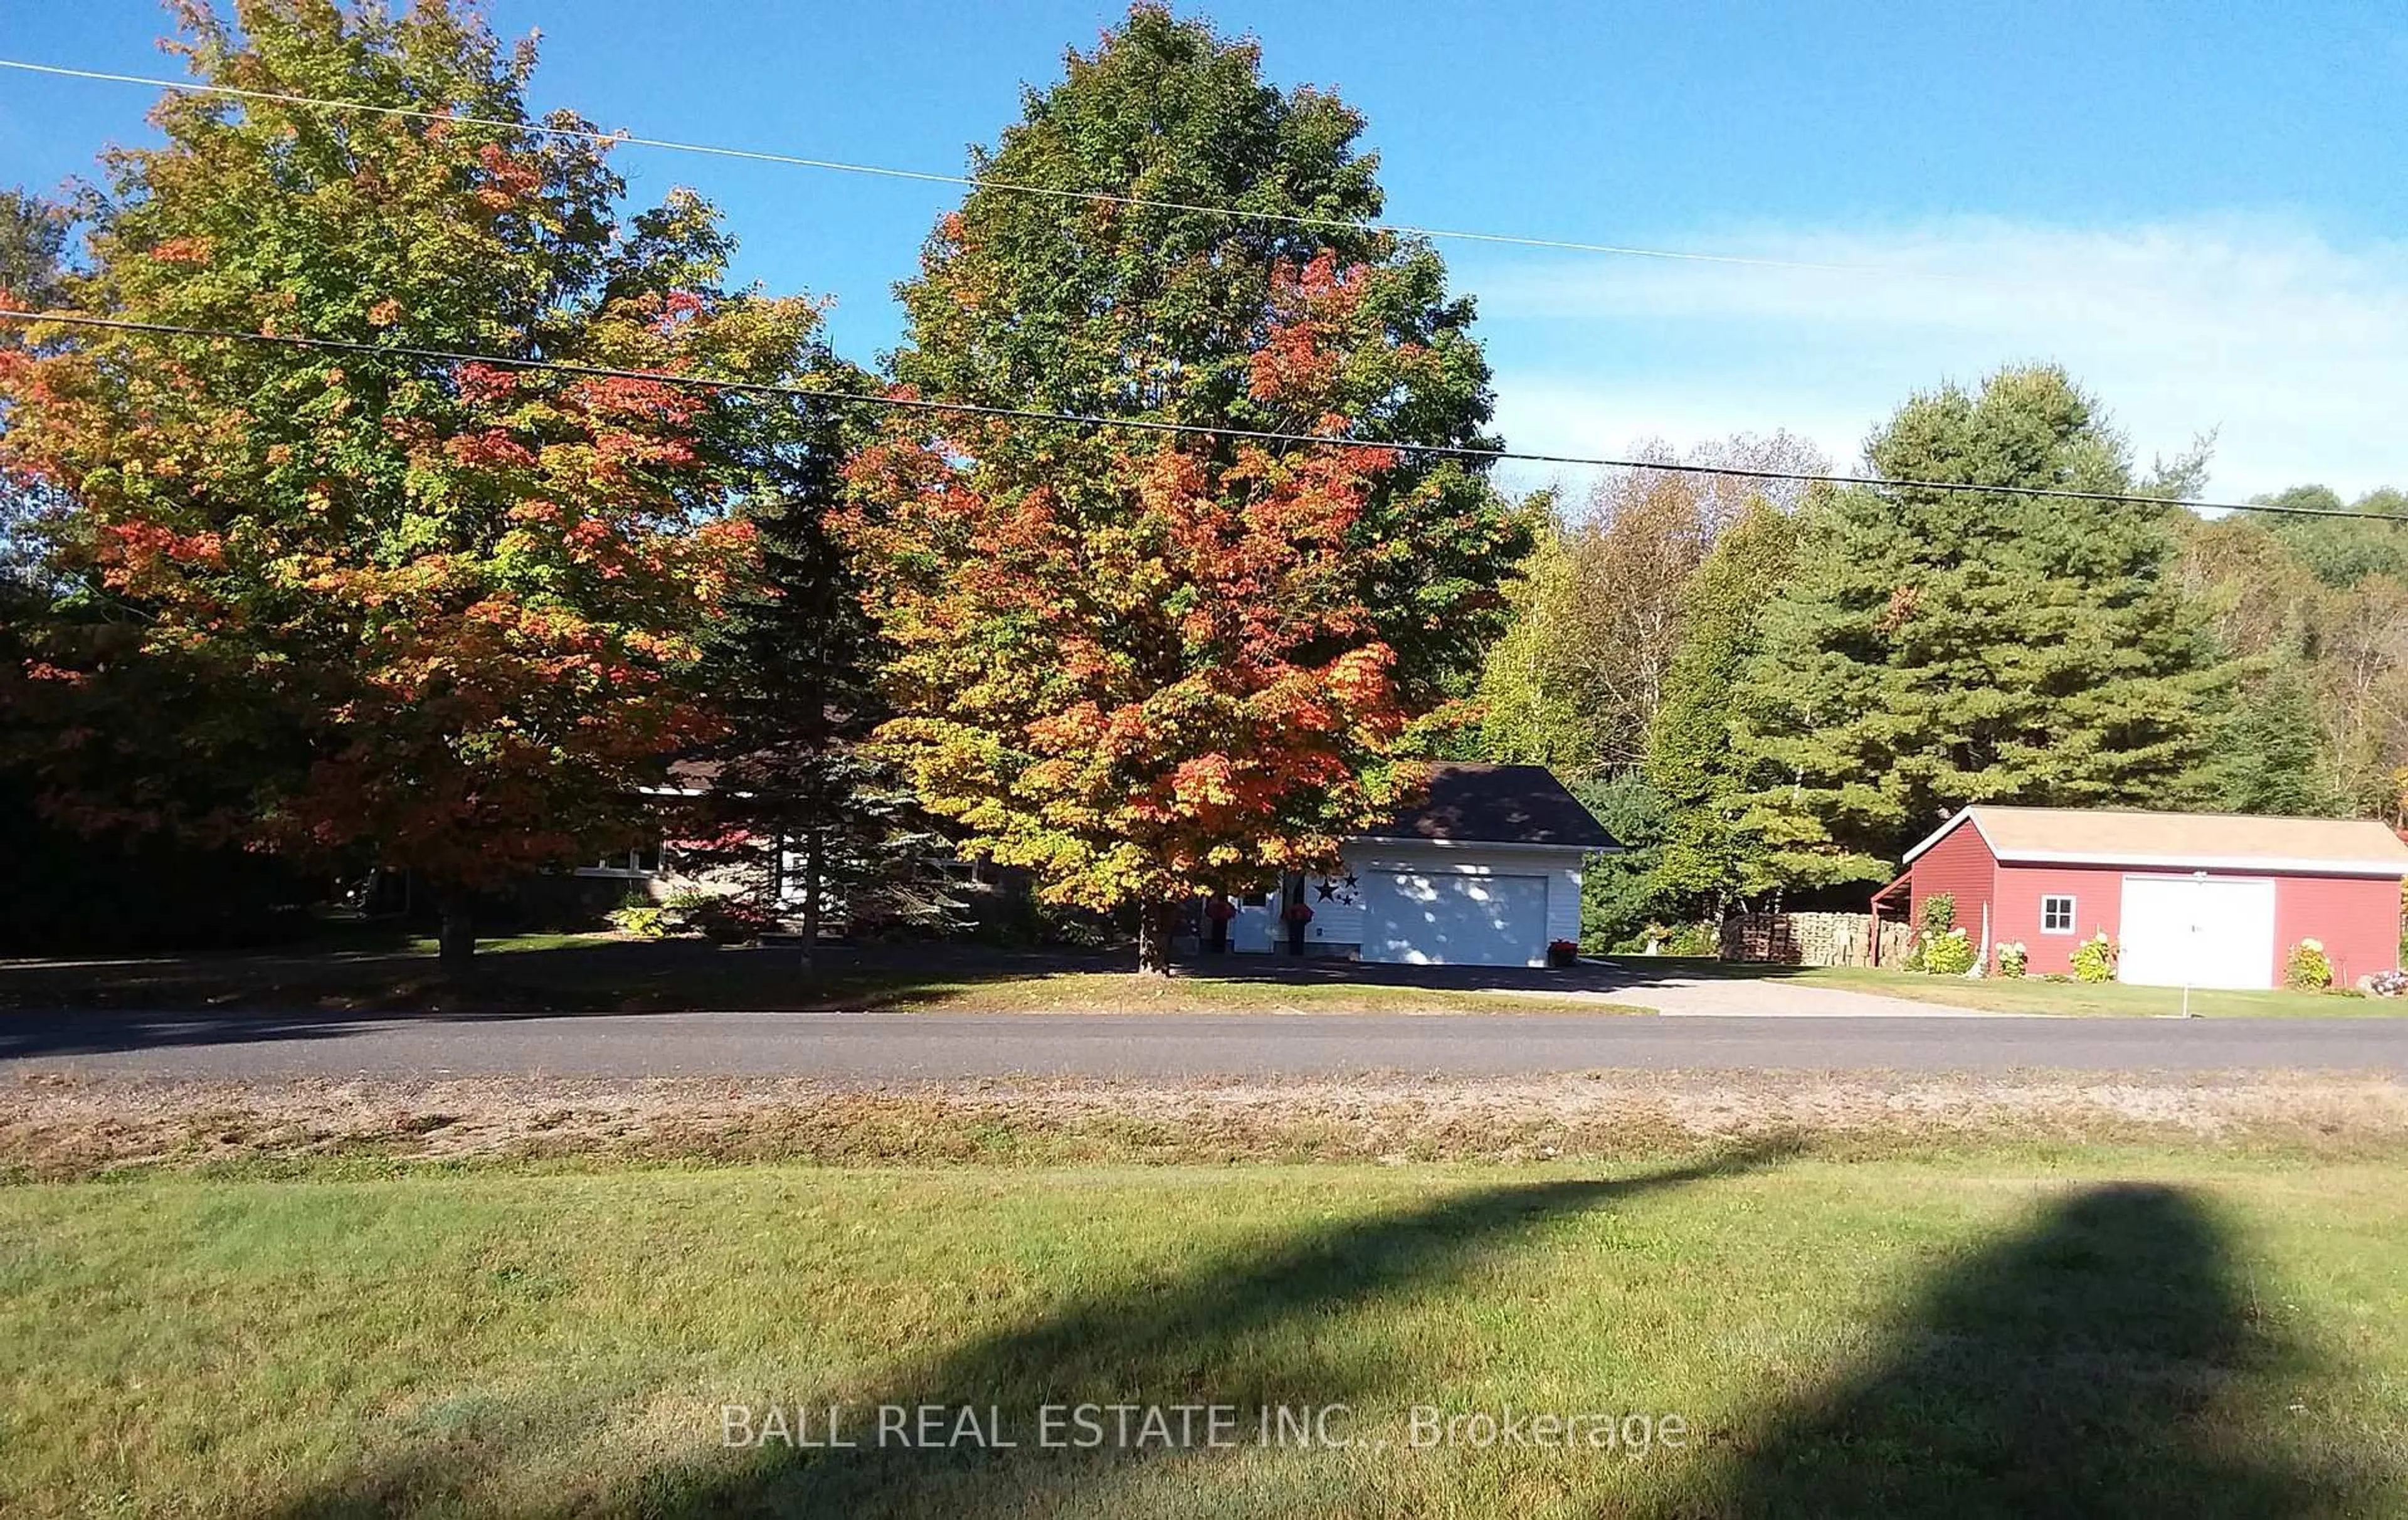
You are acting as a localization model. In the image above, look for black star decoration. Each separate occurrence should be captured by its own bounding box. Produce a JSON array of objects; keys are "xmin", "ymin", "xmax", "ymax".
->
[{"xmin": 1315, "ymin": 879, "xmax": 1338, "ymax": 901}]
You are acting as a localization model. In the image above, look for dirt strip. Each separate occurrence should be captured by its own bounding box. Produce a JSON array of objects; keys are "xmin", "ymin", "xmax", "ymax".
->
[{"xmin": 6, "ymin": 1068, "xmax": 2406, "ymax": 1176}]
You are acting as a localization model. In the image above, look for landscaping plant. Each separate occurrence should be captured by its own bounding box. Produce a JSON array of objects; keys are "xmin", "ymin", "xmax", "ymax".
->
[
  {"xmin": 2071, "ymin": 932, "xmax": 2119, "ymax": 983},
  {"xmin": 2286, "ymin": 938, "xmax": 2335, "ymax": 991}
]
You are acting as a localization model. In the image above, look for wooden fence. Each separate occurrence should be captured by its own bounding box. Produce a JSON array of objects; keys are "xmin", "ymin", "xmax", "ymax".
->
[{"xmin": 1718, "ymin": 910, "xmax": 1909, "ymax": 968}]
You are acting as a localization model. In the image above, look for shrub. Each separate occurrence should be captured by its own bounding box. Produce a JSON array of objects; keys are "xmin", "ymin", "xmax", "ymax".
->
[
  {"xmin": 1918, "ymin": 893, "xmax": 1956, "ymax": 937},
  {"xmin": 608, "ymin": 903, "xmax": 670, "ymax": 939},
  {"xmin": 1904, "ymin": 893, "xmax": 1958, "ymax": 973},
  {"xmin": 2071, "ymin": 932, "xmax": 2117, "ymax": 983},
  {"xmin": 693, "ymin": 897, "xmax": 780, "ymax": 944},
  {"xmin": 1995, "ymin": 940, "xmax": 2028, "ymax": 978},
  {"xmin": 2368, "ymin": 969, "xmax": 2408, "ymax": 999},
  {"xmin": 1920, "ymin": 927, "xmax": 1976, "ymax": 976},
  {"xmin": 662, "ymin": 888, "xmax": 779, "ymax": 944},
  {"xmin": 2284, "ymin": 938, "xmax": 2334, "ymax": 991},
  {"xmin": 1654, "ymin": 921, "xmax": 1719, "ymax": 958}
]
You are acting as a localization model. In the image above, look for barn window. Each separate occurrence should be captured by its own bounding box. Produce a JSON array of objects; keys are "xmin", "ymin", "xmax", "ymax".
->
[{"xmin": 2041, "ymin": 894, "xmax": 2076, "ymax": 934}]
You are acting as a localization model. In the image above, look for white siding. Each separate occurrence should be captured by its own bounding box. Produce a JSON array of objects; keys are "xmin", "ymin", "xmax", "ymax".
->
[
  {"xmin": 1297, "ymin": 867, "xmax": 1367, "ymax": 950},
  {"xmin": 1332, "ymin": 840, "xmax": 1587, "ymax": 958}
]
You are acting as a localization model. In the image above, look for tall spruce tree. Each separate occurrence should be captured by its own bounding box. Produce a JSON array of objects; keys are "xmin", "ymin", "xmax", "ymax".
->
[
  {"xmin": 1643, "ymin": 497, "xmax": 1801, "ymax": 913},
  {"xmin": 1731, "ymin": 366, "xmax": 2228, "ymax": 885},
  {"xmin": 675, "ymin": 396, "xmax": 950, "ymax": 950},
  {"xmin": 2215, "ymin": 649, "xmax": 2340, "ymax": 816}
]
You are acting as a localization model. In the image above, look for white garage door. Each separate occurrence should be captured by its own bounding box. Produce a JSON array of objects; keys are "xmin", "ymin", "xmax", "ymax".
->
[
  {"xmin": 1360, "ymin": 871, "xmax": 1548, "ymax": 967},
  {"xmin": 2118, "ymin": 875, "xmax": 2276, "ymax": 990}
]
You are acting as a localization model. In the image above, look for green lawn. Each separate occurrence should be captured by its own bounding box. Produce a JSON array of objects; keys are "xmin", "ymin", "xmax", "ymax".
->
[
  {"xmin": 3, "ymin": 1149, "xmax": 2403, "ymax": 1517},
  {"xmin": 1635, "ymin": 956, "xmax": 2405, "ymax": 1016},
  {"xmin": 0, "ymin": 937, "xmax": 1626, "ymax": 1016}
]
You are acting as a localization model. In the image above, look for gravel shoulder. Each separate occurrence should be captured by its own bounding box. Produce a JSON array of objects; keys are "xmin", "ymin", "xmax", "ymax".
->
[{"xmin": 9, "ymin": 1067, "xmax": 2407, "ymax": 1177}]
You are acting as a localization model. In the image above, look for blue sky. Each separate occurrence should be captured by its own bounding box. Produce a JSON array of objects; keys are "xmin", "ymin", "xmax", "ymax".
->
[{"xmin": 4, "ymin": 1, "xmax": 2404, "ymax": 500}]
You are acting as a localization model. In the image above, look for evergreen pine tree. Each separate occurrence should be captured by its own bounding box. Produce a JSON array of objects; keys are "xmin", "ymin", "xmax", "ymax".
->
[
  {"xmin": 2215, "ymin": 648, "xmax": 2340, "ymax": 816},
  {"xmin": 1731, "ymin": 367, "xmax": 2229, "ymax": 885},
  {"xmin": 677, "ymin": 403, "xmax": 950, "ymax": 950}
]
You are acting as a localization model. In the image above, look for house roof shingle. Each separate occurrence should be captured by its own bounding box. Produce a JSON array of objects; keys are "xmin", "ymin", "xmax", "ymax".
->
[
  {"xmin": 1906, "ymin": 805, "xmax": 2408, "ymax": 877},
  {"xmin": 1357, "ymin": 763, "xmax": 1620, "ymax": 850}
]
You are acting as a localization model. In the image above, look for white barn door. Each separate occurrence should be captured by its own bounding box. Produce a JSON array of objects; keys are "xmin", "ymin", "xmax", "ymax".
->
[
  {"xmin": 1359, "ymin": 870, "xmax": 1548, "ymax": 967},
  {"xmin": 2117, "ymin": 875, "xmax": 2276, "ymax": 990}
]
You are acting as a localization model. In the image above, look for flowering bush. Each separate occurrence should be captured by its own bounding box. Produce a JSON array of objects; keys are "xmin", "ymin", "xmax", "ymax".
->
[
  {"xmin": 1995, "ymin": 940, "xmax": 2029, "ymax": 978},
  {"xmin": 2285, "ymin": 938, "xmax": 2334, "ymax": 991},
  {"xmin": 2071, "ymin": 932, "xmax": 2117, "ymax": 984}
]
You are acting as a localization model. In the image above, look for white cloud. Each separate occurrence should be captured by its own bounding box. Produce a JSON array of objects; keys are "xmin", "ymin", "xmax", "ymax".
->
[{"xmin": 1471, "ymin": 215, "xmax": 2408, "ymax": 504}]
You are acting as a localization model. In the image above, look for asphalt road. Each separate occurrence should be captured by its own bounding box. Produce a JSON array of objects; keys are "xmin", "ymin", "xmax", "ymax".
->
[{"xmin": 4, "ymin": 1007, "xmax": 2405, "ymax": 1080}]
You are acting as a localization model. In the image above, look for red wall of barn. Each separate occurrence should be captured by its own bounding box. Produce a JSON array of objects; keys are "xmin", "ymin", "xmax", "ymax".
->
[
  {"xmin": 2277, "ymin": 874, "xmax": 2402, "ymax": 986},
  {"xmin": 1988, "ymin": 862, "xmax": 2404, "ymax": 983},
  {"xmin": 1906, "ymin": 825, "xmax": 1997, "ymax": 951},
  {"xmin": 1993, "ymin": 863, "xmax": 2126, "ymax": 976}
]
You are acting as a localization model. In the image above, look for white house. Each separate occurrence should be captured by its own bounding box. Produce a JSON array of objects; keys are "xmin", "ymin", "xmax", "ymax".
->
[{"xmin": 1228, "ymin": 763, "xmax": 1619, "ymax": 967}]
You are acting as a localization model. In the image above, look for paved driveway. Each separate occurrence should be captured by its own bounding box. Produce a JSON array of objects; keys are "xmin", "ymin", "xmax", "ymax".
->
[{"xmin": 1564, "ymin": 971, "xmax": 1997, "ymax": 1019}]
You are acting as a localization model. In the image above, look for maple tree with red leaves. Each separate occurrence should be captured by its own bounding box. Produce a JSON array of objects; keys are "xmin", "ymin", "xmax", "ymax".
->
[
  {"xmin": 852, "ymin": 9, "xmax": 1528, "ymax": 972},
  {"xmin": 0, "ymin": 1, "xmax": 835, "ymax": 964}
]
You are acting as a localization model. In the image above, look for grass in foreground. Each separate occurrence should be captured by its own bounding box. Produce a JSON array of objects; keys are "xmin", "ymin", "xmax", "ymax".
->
[
  {"xmin": 0, "ymin": 937, "xmax": 1625, "ymax": 1016},
  {"xmin": 1637, "ymin": 955, "xmax": 2403, "ymax": 1016},
  {"xmin": 2, "ymin": 1148, "xmax": 2403, "ymax": 1517}
]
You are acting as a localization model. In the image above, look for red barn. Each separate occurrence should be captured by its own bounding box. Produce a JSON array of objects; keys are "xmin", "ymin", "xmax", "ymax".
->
[{"xmin": 1884, "ymin": 806, "xmax": 2408, "ymax": 988}]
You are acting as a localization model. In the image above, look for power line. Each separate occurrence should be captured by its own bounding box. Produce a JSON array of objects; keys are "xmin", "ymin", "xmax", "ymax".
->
[
  {"xmin": 0, "ymin": 56, "xmax": 1879, "ymax": 276},
  {"xmin": 2, "ymin": 308, "xmax": 2392, "ymax": 524}
]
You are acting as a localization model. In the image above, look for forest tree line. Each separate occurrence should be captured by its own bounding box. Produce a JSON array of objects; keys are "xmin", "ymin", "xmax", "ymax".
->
[
  {"xmin": 1, "ymin": 2, "xmax": 2400, "ymax": 965},
  {"xmin": 1474, "ymin": 393, "xmax": 2408, "ymax": 951}
]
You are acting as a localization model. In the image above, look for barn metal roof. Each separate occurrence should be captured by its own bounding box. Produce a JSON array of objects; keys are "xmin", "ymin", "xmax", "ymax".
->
[{"xmin": 1903, "ymin": 805, "xmax": 2408, "ymax": 878}]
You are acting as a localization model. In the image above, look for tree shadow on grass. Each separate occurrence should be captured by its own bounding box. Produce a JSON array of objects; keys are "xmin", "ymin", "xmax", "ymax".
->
[
  {"xmin": 1662, "ymin": 1182, "xmax": 2391, "ymax": 1519},
  {"xmin": 259, "ymin": 1141, "xmax": 1794, "ymax": 1519}
]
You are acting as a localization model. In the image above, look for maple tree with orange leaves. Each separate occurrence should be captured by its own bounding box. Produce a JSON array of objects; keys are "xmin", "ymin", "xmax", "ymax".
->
[
  {"xmin": 0, "ymin": 0, "xmax": 835, "ymax": 964},
  {"xmin": 850, "ymin": 8, "xmax": 1527, "ymax": 971}
]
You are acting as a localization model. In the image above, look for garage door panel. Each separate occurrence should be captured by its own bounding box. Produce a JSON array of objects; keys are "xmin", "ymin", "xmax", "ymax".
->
[
  {"xmin": 2118, "ymin": 875, "xmax": 2276, "ymax": 990},
  {"xmin": 1361, "ymin": 871, "xmax": 1547, "ymax": 967}
]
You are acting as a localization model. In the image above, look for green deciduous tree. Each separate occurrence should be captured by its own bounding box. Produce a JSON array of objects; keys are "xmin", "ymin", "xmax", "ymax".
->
[
  {"xmin": 0, "ymin": 187, "xmax": 77, "ymax": 584},
  {"xmin": 2259, "ymin": 484, "xmax": 2408, "ymax": 589},
  {"xmin": 2180, "ymin": 509, "xmax": 2408, "ymax": 820},
  {"xmin": 1732, "ymin": 366, "xmax": 2229, "ymax": 885},
  {"xmin": 843, "ymin": 7, "xmax": 1523, "ymax": 971},
  {"xmin": 1643, "ymin": 496, "xmax": 1802, "ymax": 914},
  {"xmin": 1476, "ymin": 433, "xmax": 1827, "ymax": 779}
]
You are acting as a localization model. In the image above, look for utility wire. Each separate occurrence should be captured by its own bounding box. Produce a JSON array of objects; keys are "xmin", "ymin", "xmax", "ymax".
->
[
  {"xmin": 0, "ymin": 56, "xmax": 1879, "ymax": 275},
  {"xmin": 1, "ymin": 308, "xmax": 2392, "ymax": 524}
]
